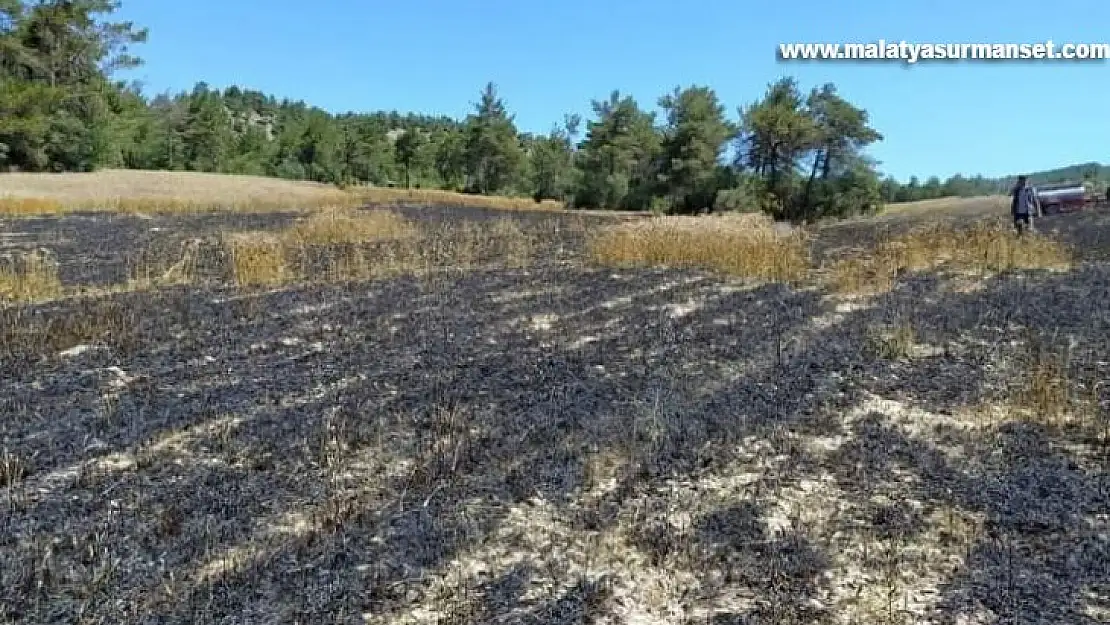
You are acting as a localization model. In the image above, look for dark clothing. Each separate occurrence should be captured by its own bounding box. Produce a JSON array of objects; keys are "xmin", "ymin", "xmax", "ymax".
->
[
  {"xmin": 1011, "ymin": 184, "xmax": 1037, "ymax": 217},
  {"xmin": 1011, "ymin": 183, "xmax": 1038, "ymax": 235}
]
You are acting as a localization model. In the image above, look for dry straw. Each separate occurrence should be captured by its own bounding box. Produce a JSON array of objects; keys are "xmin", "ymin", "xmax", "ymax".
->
[
  {"xmin": 587, "ymin": 212, "xmax": 811, "ymax": 284},
  {"xmin": 828, "ymin": 218, "xmax": 1074, "ymax": 295},
  {"xmin": 0, "ymin": 249, "xmax": 63, "ymax": 303},
  {"xmin": 224, "ymin": 209, "xmax": 537, "ymax": 288},
  {"xmin": 0, "ymin": 169, "xmax": 566, "ymax": 216}
]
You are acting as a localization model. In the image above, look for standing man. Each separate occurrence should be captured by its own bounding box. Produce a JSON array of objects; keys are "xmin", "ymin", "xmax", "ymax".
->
[{"xmin": 1010, "ymin": 175, "xmax": 1039, "ymax": 235}]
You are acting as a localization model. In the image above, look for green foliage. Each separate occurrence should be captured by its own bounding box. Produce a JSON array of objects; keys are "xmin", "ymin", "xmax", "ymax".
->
[
  {"xmin": 881, "ymin": 172, "xmax": 1009, "ymax": 203},
  {"xmin": 182, "ymin": 82, "xmax": 233, "ymax": 172},
  {"xmin": 463, "ymin": 82, "xmax": 523, "ymax": 194},
  {"xmin": 0, "ymin": 0, "xmax": 145, "ymax": 172},
  {"xmin": 528, "ymin": 117, "xmax": 577, "ymax": 202},
  {"xmin": 733, "ymin": 78, "xmax": 883, "ymax": 222},
  {"xmin": 818, "ymin": 158, "xmax": 884, "ymax": 218},
  {"xmin": 713, "ymin": 174, "xmax": 766, "ymax": 213},
  {"xmin": 875, "ymin": 162, "xmax": 1110, "ymax": 204},
  {"xmin": 796, "ymin": 84, "xmax": 882, "ymax": 220},
  {"xmin": 573, "ymin": 91, "xmax": 661, "ymax": 210},
  {"xmin": 737, "ymin": 78, "xmax": 816, "ymax": 202},
  {"xmin": 296, "ymin": 110, "xmax": 341, "ymax": 183},
  {"xmin": 0, "ymin": 80, "xmax": 62, "ymax": 169},
  {"xmin": 432, "ymin": 126, "xmax": 466, "ymax": 191},
  {"xmin": 657, "ymin": 85, "xmax": 735, "ymax": 214},
  {"xmin": 393, "ymin": 127, "xmax": 426, "ymax": 189}
]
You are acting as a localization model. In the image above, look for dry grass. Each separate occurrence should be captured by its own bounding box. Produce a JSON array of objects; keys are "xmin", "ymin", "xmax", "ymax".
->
[
  {"xmin": 125, "ymin": 239, "xmax": 204, "ymax": 290},
  {"xmin": 225, "ymin": 233, "xmax": 295, "ymax": 287},
  {"xmin": 865, "ymin": 320, "xmax": 918, "ymax": 360},
  {"xmin": 486, "ymin": 217, "xmax": 535, "ymax": 268},
  {"xmin": 587, "ymin": 213, "xmax": 811, "ymax": 283},
  {"xmin": 828, "ymin": 219, "xmax": 1074, "ymax": 295},
  {"xmin": 0, "ymin": 249, "xmax": 63, "ymax": 303},
  {"xmin": 225, "ymin": 210, "xmax": 537, "ymax": 288},
  {"xmin": 0, "ymin": 296, "xmax": 139, "ymax": 362},
  {"xmin": 1009, "ymin": 334, "xmax": 1103, "ymax": 429},
  {"xmin": 424, "ymin": 218, "xmax": 535, "ymax": 270},
  {"xmin": 0, "ymin": 205, "xmax": 542, "ymax": 297},
  {"xmin": 352, "ymin": 187, "xmax": 565, "ymax": 212},
  {"xmin": 0, "ymin": 170, "xmax": 361, "ymax": 215},
  {"xmin": 0, "ymin": 170, "xmax": 567, "ymax": 216},
  {"xmin": 587, "ymin": 211, "xmax": 1074, "ymax": 295},
  {"xmin": 280, "ymin": 207, "xmax": 418, "ymax": 246},
  {"xmin": 0, "ymin": 197, "xmax": 66, "ymax": 216},
  {"xmin": 879, "ymin": 195, "xmax": 1007, "ymax": 218}
]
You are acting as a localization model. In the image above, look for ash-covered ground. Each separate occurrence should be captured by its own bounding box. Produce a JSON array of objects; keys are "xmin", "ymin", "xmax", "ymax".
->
[
  {"xmin": 0, "ymin": 205, "xmax": 637, "ymax": 286},
  {"xmin": 813, "ymin": 204, "xmax": 1110, "ymax": 264},
  {"xmin": 0, "ymin": 205, "xmax": 1107, "ymax": 624}
]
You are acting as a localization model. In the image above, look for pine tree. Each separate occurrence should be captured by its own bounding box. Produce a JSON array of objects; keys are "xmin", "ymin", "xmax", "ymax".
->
[
  {"xmin": 463, "ymin": 82, "xmax": 523, "ymax": 194},
  {"xmin": 658, "ymin": 85, "xmax": 735, "ymax": 213}
]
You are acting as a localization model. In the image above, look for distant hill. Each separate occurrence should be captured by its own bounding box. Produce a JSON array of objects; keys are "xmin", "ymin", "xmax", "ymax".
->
[
  {"xmin": 883, "ymin": 161, "xmax": 1110, "ymax": 204},
  {"xmin": 1014, "ymin": 162, "xmax": 1110, "ymax": 187}
]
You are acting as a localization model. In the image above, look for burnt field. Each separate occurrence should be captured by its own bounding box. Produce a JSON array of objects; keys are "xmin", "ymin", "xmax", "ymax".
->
[
  {"xmin": 812, "ymin": 202, "xmax": 1110, "ymax": 265},
  {"xmin": 1, "ymin": 204, "xmax": 1108, "ymax": 624},
  {"xmin": 0, "ymin": 205, "xmax": 639, "ymax": 287}
]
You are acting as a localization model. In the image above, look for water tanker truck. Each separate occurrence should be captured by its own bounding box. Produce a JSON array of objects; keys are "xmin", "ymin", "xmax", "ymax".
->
[{"xmin": 1032, "ymin": 181, "xmax": 1092, "ymax": 215}]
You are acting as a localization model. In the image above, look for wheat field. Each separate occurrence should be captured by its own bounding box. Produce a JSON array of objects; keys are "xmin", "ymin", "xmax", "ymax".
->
[{"xmin": 0, "ymin": 169, "xmax": 567, "ymax": 215}]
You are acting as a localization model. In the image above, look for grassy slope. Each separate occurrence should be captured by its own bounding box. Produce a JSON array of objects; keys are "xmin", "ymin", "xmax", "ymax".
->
[
  {"xmin": 0, "ymin": 169, "xmax": 566, "ymax": 214},
  {"xmin": 881, "ymin": 195, "xmax": 1006, "ymax": 214}
]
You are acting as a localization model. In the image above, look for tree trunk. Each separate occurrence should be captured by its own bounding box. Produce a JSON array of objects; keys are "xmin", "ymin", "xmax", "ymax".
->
[
  {"xmin": 801, "ymin": 149, "xmax": 824, "ymax": 220},
  {"xmin": 820, "ymin": 145, "xmax": 833, "ymax": 180}
]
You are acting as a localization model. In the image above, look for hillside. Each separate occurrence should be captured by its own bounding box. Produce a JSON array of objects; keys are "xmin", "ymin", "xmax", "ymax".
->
[
  {"xmin": 1022, "ymin": 161, "xmax": 1110, "ymax": 185},
  {"xmin": 878, "ymin": 161, "xmax": 1110, "ymax": 205}
]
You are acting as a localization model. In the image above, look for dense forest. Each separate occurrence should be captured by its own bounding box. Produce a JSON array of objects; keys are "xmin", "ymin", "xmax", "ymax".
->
[{"xmin": 0, "ymin": 1, "xmax": 1102, "ymax": 219}]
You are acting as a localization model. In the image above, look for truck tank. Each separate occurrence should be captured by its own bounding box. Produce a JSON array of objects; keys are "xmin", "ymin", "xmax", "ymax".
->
[{"xmin": 1033, "ymin": 182, "xmax": 1088, "ymax": 214}]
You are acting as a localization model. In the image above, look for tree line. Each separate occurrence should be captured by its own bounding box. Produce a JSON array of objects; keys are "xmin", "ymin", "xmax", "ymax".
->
[
  {"xmin": 0, "ymin": 1, "xmax": 1053, "ymax": 220},
  {"xmin": 880, "ymin": 174, "xmax": 1002, "ymax": 203},
  {"xmin": 879, "ymin": 163, "xmax": 1110, "ymax": 203}
]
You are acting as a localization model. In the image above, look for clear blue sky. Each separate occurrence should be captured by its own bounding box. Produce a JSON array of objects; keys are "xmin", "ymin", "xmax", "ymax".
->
[{"xmin": 114, "ymin": 0, "xmax": 1110, "ymax": 182}]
